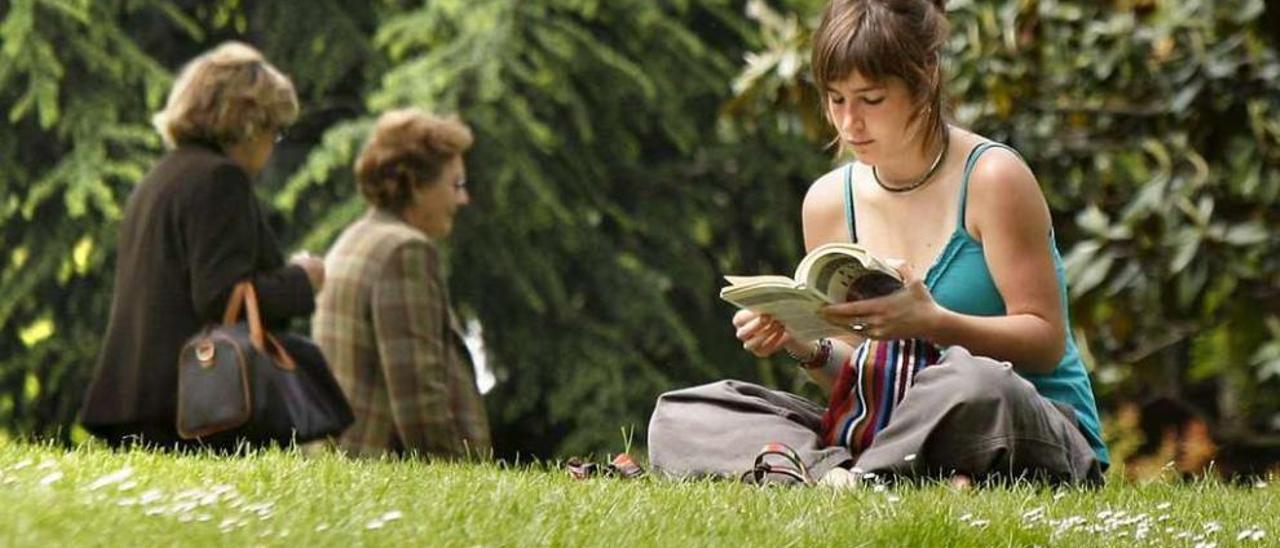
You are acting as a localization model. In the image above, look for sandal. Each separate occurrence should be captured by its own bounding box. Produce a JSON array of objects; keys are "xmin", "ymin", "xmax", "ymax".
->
[
  {"xmin": 608, "ymin": 452, "xmax": 645, "ymax": 479},
  {"xmin": 740, "ymin": 442, "xmax": 814, "ymax": 486},
  {"xmin": 565, "ymin": 453, "xmax": 646, "ymax": 480},
  {"xmin": 566, "ymin": 457, "xmax": 601, "ymax": 480}
]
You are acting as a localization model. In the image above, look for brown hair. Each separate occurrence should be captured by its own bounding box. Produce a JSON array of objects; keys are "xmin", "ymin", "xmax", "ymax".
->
[
  {"xmin": 153, "ymin": 41, "xmax": 298, "ymax": 148},
  {"xmin": 354, "ymin": 108, "xmax": 474, "ymax": 213},
  {"xmin": 811, "ymin": 0, "xmax": 949, "ymax": 154}
]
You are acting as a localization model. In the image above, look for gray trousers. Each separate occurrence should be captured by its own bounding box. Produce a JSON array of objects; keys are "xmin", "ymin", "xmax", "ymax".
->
[{"xmin": 648, "ymin": 346, "xmax": 1103, "ymax": 484}]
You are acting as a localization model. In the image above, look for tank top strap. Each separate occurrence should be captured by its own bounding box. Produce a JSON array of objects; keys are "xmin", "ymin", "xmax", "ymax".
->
[
  {"xmin": 956, "ymin": 141, "xmax": 1018, "ymax": 230},
  {"xmin": 842, "ymin": 163, "xmax": 857, "ymax": 242}
]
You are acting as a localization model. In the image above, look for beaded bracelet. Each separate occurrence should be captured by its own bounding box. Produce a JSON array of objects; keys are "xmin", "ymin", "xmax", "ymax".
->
[{"xmin": 784, "ymin": 338, "xmax": 832, "ymax": 370}]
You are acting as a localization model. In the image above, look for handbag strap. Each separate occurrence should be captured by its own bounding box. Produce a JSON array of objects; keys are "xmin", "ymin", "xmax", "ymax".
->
[
  {"xmin": 264, "ymin": 332, "xmax": 297, "ymax": 370},
  {"xmin": 242, "ymin": 282, "xmax": 266, "ymax": 351},
  {"xmin": 222, "ymin": 282, "xmax": 248, "ymax": 326},
  {"xmin": 221, "ymin": 280, "xmax": 298, "ymax": 370}
]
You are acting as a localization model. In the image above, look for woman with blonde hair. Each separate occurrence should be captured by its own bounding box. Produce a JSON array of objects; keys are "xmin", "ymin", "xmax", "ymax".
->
[
  {"xmin": 651, "ymin": 0, "xmax": 1107, "ymax": 486},
  {"xmin": 81, "ymin": 41, "xmax": 326, "ymax": 449}
]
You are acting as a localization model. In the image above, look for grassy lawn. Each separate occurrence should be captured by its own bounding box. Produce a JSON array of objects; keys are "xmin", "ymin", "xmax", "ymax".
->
[{"xmin": 0, "ymin": 441, "xmax": 1274, "ymax": 547}]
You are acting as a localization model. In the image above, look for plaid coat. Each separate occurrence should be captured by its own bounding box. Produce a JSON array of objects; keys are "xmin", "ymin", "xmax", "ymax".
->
[{"xmin": 313, "ymin": 209, "xmax": 490, "ymax": 458}]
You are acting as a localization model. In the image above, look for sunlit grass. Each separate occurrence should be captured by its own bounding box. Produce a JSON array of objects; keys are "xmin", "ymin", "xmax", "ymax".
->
[{"xmin": 0, "ymin": 440, "xmax": 1274, "ymax": 546}]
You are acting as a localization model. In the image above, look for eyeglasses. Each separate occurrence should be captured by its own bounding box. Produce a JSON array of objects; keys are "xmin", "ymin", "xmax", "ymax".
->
[{"xmin": 406, "ymin": 168, "xmax": 469, "ymax": 192}]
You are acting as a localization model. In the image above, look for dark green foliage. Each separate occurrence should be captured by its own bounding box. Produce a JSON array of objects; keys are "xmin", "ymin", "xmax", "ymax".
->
[
  {"xmin": 0, "ymin": 0, "xmax": 181, "ymax": 438},
  {"xmin": 0, "ymin": 0, "xmax": 825, "ymax": 455},
  {"xmin": 2, "ymin": 0, "xmax": 1276, "ymax": 465},
  {"xmin": 278, "ymin": 0, "xmax": 832, "ymax": 456}
]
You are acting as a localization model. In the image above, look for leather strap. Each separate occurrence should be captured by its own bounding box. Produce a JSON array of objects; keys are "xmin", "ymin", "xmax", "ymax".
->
[
  {"xmin": 221, "ymin": 281, "xmax": 297, "ymax": 370},
  {"xmin": 222, "ymin": 283, "xmax": 248, "ymax": 326},
  {"xmin": 243, "ymin": 282, "xmax": 266, "ymax": 351},
  {"xmin": 264, "ymin": 333, "xmax": 297, "ymax": 370}
]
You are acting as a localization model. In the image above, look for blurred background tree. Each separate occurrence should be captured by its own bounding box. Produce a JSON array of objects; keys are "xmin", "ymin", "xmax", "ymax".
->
[
  {"xmin": 1, "ymin": 0, "xmax": 1276, "ymax": 476},
  {"xmin": 273, "ymin": 0, "xmax": 831, "ymax": 455}
]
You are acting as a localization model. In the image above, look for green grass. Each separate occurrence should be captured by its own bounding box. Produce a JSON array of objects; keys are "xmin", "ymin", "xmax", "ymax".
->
[{"xmin": 0, "ymin": 441, "xmax": 1274, "ymax": 547}]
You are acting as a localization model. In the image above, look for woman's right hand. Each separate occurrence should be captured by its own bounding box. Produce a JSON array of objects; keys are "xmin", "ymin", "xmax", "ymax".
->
[
  {"xmin": 290, "ymin": 252, "xmax": 325, "ymax": 293},
  {"xmin": 733, "ymin": 309, "xmax": 808, "ymax": 358}
]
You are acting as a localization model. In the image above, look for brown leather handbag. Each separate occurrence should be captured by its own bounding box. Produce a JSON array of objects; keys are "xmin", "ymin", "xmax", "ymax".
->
[{"xmin": 176, "ymin": 281, "xmax": 353, "ymax": 444}]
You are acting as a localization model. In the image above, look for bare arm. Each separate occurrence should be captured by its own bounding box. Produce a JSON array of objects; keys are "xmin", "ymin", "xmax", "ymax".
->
[
  {"xmin": 930, "ymin": 148, "xmax": 1065, "ymax": 373},
  {"xmin": 797, "ymin": 168, "xmax": 867, "ymax": 389},
  {"xmin": 733, "ymin": 167, "xmax": 868, "ymax": 393}
]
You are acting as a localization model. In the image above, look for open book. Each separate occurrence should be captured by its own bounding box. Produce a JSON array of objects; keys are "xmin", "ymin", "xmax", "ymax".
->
[{"xmin": 719, "ymin": 242, "xmax": 904, "ymax": 342}]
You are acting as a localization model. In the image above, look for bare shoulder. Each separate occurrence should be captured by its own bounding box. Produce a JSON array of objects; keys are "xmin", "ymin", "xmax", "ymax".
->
[
  {"xmin": 802, "ymin": 164, "xmax": 849, "ymax": 212},
  {"xmin": 969, "ymin": 144, "xmax": 1036, "ymax": 189},
  {"xmin": 966, "ymin": 143, "xmax": 1051, "ymax": 237},
  {"xmin": 802, "ymin": 163, "xmax": 854, "ymax": 248},
  {"xmin": 968, "ymin": 144, "xmax": 1045, "ymax": 207}
]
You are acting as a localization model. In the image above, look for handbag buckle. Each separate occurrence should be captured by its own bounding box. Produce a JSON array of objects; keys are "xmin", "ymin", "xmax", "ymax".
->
[{"xmin": 195, "ymin": 341, "xmax": 216, "ymax": 367}]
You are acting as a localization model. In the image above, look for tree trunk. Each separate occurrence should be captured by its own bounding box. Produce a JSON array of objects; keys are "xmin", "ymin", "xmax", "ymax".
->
[{"xmin": 1267, "ymin": 0, "xmax": 1280, "ymax": 48}]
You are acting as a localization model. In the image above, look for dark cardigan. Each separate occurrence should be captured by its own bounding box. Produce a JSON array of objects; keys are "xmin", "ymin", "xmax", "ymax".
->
[{"xmin": 79, "ymin": 142, "xmax": 315, "ymax": 444}]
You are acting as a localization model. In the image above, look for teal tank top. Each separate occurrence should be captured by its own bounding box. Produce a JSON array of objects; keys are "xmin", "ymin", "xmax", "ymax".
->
[{"xmin": 842, "ymin": 142, "xmax": 1110, "ymax": 465}]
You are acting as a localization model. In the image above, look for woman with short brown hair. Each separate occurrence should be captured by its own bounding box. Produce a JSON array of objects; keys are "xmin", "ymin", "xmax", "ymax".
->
[
  {"xmin": 353, "ymin": 109, "xmax": 473, "ymax": 215},
  {"xmin": 312, "ymin": 108, "xmax": 490, "ymax": 459}
]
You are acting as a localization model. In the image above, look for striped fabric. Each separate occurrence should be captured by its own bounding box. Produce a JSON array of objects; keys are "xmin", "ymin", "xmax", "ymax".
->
[{"xmin": 821, "ymin": 338, "xmax": 943, "ymax": 455}]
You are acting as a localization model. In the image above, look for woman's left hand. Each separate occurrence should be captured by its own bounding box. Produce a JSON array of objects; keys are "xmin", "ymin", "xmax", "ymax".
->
[{"xmin": 818, "ymin": 260, "xmax": 944, "ymax": 340}]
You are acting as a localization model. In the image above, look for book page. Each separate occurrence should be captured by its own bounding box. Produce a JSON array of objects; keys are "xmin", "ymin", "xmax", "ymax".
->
[
  {"xmin": 796, "ymin": 243, "xmax": 903, "ymax": 303},
  {"xmin": 722, "ymin": 275, "xmax": 799, "ymax": 288},
  {"xmin": 719, "ymin": 285, "xmax": 850, "ymax": 342}
]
